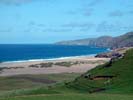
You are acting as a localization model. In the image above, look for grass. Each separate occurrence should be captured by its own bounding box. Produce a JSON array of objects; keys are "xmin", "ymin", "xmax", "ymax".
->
[
  {"xmin": 0, "ymin": 73, "xmax": 80, "ymax": 92},
  {"xmin": 67, "ymin": 49, "xmax": 133, "ymax": 94},
  {"xmin": 28, "ymin": 60, "xmax": 106, "ymax": 68},
  {"xmin": 1, "ymin": 94, "xmax": 133, "ymax": 100},
  {"xmin": 29, "ymin": 62, "xmax": 54, "ymax": 68}
]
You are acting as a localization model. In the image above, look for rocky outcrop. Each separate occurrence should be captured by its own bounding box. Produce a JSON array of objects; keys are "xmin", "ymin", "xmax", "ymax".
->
[
  {"xmin": 95, "ymin": 52, "xmax": 123, "ymax": 58},
  {"xmin": 95, "ymin": 47, "xmax": 131, "ymax": 58}
]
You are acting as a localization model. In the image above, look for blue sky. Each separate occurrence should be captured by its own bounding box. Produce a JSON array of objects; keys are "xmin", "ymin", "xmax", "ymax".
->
[{"xmin": 0, "ymin": 0, "xmax": 133, "ymax": 44}]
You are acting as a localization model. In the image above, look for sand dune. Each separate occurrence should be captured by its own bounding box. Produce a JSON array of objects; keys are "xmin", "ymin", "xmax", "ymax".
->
[{"xmin": 0, "ymin": 56, "xmax": 110, "ymax": 76}]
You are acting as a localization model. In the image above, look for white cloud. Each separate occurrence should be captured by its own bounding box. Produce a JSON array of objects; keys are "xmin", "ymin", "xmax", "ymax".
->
[{"xmin": 0, "ymin": 0, "xmax": 33, "ymax": 5}]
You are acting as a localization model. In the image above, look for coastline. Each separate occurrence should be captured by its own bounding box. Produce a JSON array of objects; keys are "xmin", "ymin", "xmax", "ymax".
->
[
  {"xmin": 0, "ymin": 55, "xmax": 110, "ymax": 76},
  {"xmin": 0, "ymin": 54, "xmax": 97, "ymax": 64}
]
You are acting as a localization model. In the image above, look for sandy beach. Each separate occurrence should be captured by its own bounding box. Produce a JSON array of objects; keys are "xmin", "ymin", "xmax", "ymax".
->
[{"xmin": 0, "ymin": 56, "xmax": 110, "ymax": 76}]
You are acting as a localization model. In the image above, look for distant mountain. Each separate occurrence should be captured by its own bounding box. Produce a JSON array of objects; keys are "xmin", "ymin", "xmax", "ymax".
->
[{"xmin": 55, "ymin": 32, "xmax": 133, "ymax": 49}]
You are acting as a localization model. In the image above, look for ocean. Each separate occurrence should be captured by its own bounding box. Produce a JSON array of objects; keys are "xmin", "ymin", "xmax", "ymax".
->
[{"xmin": 0, "ymin": 44, "xmax": 108, "ymax": 63}]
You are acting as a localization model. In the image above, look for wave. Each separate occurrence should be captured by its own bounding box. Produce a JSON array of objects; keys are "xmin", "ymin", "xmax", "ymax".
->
[{"xmin": 1, "ymin": 54, "xmax": 97, "ymax": 64}]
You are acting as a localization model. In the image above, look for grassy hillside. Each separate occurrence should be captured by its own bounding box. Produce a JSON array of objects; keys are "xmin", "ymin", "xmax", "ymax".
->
[{"xmin": 67, "ymin": 49, "xmax": 133, "ymax": 94}]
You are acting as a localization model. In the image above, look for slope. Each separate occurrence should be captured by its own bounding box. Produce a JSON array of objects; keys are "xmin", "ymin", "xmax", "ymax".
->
[{"xmin": 67, "ymin": 49, "xmax": 133, "ymax": 94}]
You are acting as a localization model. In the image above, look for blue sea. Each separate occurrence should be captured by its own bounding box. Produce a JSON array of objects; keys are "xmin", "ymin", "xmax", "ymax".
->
[{"xmin": 0, "ymin": 44, "xmax": 109, "ymax": 63}]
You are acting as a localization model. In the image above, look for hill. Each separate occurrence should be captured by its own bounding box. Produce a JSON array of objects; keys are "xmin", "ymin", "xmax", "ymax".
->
[
  {"xmin": 67, "ymin": 49, "xmax": 133, "ymax": 94},
  {"xmin": 56, "ymin": 32, "xmax": 133, "ymax": 49}
]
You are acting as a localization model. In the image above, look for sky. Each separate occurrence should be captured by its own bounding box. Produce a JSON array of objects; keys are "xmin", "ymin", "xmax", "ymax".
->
[{"xmin": 0, "ymin": 0, "xmax": 133, "ymax": 44}]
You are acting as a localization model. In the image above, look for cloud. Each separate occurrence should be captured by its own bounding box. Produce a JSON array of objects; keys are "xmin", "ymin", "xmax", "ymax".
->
[
  {"xmin": 79, "ymin": 27, "xmax": 93, "ymax": 32},
  {"xmin": 0, "ymin": 28, "xmax": 12, "ymax": 33},
  {"xmin": 23, "ymin": 28, "xmax": 31, "ymax": 32},
  {"xmin": 66, "ymin": 10, "xmax": 78, "ymax": 15},
  {"xmin": 0, "ymin": 0, "xmax": 58, "ymax": 5},
  {"xmin": 0, "ymin": 0, "xmax": 33, "ymax": 5},
  {"xmin": 121, "ymin": 0, "xmax": 133, "ymax": 7},
  {"xmin": 109, "ymin": 10, "xmax": 124, "ymax": 17},
  {"xmin": 108, "ymin": 10, "xmax": 133, "ymax": 17},
  {"xmin": 86, "ymin": 0, "xmax": 104, "ymax": 7},
  {"xmin": 37, "ymin": 24, "xmax": 45, "ymax": 27},
  {"xmin": 82, "ymin": 8, "xmax": 93, "ymax": 16},
  {"xmin": 129, "ymin": 10, "xmax": 133, "ymax": 14},
  {"xmin": 66, "ymin": 8, "xmax": 93, "ymax": 16},
  {"xmin": 42, "ymin": 28, "xmax": 73, "ymax": 33},
  {"xmin": 61, "ymin": 22, "xmax": 95, "ymax": 29},
  {"xmin": 29, "ymin": 21, "xmax": 36, "ymax": 26},
  {"xmin": 83, "ymin": 11, "xmax": 92, "ymax": 16},
  {"xmin": 96, "ymin": 21, "xmax": 133, "ymax": 32}
]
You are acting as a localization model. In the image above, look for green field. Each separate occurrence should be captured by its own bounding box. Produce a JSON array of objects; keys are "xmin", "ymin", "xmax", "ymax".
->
[
  {"xmin": 1, "ymin": 94, "xmax": 133, "ymax": 100},
  {"xmin": 0, "ymin": 49, "xmax": 133, "ymax": 100},
  {"xmin": 0, "ymin": 73, "xmax": 80, "ymax": 92}
]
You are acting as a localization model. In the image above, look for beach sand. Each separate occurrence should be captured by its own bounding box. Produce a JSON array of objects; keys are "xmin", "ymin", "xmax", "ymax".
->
[{"xmin": 0, "ymin": 56, "xmax": 110, "ymax": 76}]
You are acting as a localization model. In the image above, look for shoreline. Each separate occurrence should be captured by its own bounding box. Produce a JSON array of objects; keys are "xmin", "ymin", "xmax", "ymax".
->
[
  {"xmin": 0, "ymin": 56, "xmax": 110, "ymax": 76},
  {"xmin": 0, "ymin": 54, "xmax": 97, "ymax": 64}
]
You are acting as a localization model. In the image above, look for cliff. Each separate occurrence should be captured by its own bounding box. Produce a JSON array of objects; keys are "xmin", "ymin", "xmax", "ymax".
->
[{"xmin": 56, "ymin": 32, "xmax": 133, "ymax": 49}]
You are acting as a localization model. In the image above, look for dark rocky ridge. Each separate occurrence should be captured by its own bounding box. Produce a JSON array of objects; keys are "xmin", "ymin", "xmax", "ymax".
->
[{"xmin": 56, "ymin": 32, "xmax": 133, "ymax": 49}]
